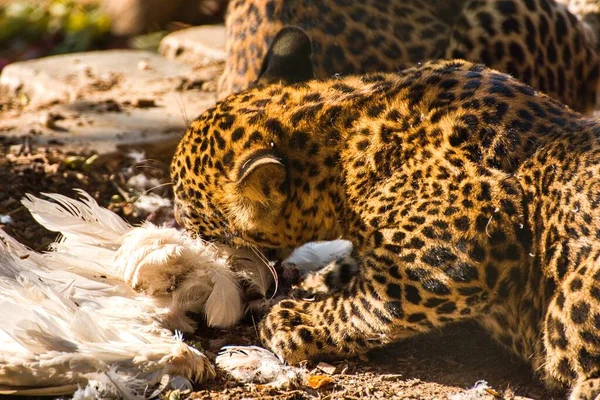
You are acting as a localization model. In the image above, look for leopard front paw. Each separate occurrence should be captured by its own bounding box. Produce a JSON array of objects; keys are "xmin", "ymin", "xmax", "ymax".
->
[
  {"xmin": 290, "ymin": 253, "xmax": 359, "ymax": 299},
  {"xmin": 259, "ymin": 299, "xmax": 335, "ymax": 364}
]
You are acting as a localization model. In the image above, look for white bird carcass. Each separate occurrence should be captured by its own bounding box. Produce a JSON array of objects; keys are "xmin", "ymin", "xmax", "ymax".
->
[{"xmin": 0, "ymin": 190, "xmax": 273, "ymax": 398}]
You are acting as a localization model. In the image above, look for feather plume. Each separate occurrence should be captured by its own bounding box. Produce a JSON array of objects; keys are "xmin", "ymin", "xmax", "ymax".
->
[
  {"xmin": 226, "ymin": 245, "xmax": 275, "ymax": 297},
  {"xmin": 450, "ymin": 381, "xmax": 496, "ymax": 400},
  {"xmin": 0, "ymin": 189, "xmax": 278, "ymax": 396},
  {"xmin": 20, "ymin": 191, "xmax": 268, "ymax": 330},
  {"xmin": 216, "ymin": 346, "xmax": 305, "ymax": 388},
  {"xmin": 203, "ymin": 264, "xmax": 244, "ymax": 328},
  {"xmin": 282, "ymin": 239, "xmax": 353, "ymax": 276},
  {"xmin": 22, "ymin": 189, "xmax": 130, "ymax": 247},
  {"xmin": 0, "ymin": 235, "xmax": 215, "ymax": 394}
]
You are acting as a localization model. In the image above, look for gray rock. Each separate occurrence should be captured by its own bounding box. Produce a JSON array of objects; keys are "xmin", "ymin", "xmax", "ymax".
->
[
  {"xmin": 1, "ymin": 50, "xmax": 193, "ymax": 105},
  {"xmin": 0, "ymin": 49, "xmax": 220, "ymax": 155},
  {"xmin": 159, "ymin": 25, "xmax": 227, "ymax": 67}
]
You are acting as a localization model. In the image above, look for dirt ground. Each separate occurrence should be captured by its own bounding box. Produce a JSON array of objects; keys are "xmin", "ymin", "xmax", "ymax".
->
[
  {"xmin": 190, "ymin": 321, "xmax": 558, "ymax": 400},
  {"xmin": 0, "ymin": 79, "xmax": 564, "ymax": 400}
]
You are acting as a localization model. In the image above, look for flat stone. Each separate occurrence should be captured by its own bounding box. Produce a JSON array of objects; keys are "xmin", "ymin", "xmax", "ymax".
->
[
  {"xmin": 0, "ymin": 49, "xmax": 221, "ymax": 156},
  {"xmin": 159, "ymin": 25, "xmax": 227, "ymax": 67},
  {"xmin": 1, "ymin": 50, "xmax": 195, "ymax": 106}
]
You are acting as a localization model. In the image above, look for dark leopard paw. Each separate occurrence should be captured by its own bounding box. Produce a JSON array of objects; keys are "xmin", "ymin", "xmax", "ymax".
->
[{"xmin": 259, "ymin": 299, "xmax": 325, "ymax": 364}]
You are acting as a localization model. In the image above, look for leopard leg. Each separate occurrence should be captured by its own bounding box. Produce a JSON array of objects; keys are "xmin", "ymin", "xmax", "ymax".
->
[
  {"xmin": 261, "ymin": 171, "xmax": 527, "ymax": 364},
  {"xmin": 542, "ymin": 257, "xmax": 600, "ymax": 400},
  {"xmin": 249, "ymin": 255, "xmax": 359, "ymax": 315},
  {"xmin": 260, "ymin": 244, "xmax": 499, "ymax": 364},
  {"xmin": 260, "ymin": 253, "xmax": 418, "ymax": 364}
]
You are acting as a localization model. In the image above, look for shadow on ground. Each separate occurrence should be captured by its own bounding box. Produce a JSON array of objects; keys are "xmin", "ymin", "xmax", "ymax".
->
[{"xmin": 191, "ymin": 321, "xmax": 562, "ymax": 399}]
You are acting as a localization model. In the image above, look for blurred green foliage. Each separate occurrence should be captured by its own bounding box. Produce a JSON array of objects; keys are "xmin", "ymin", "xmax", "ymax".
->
[{"xmin": 0, "ymin": 0, "xmax": 111, "ymax": 55}]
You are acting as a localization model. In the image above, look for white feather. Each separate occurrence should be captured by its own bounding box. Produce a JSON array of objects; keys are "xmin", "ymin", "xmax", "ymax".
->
[
  {"xmin": 1, "ymin": 189, "xmax": 280, "ymax": 396},
  {"xmin": 450, "ymin": 380, "xmax": 495, "ymax": 400},
  {"xmin": 203, "ymin": 265, "xmax": 244, "ymax": 328},
  {"xmin": 22, "ymin": 189, "xmax": 130, "ymax": 247},
  {"xmin": 0, "ymin": 237, "xmax": 215, "ymax": 393},
  {"xmin": 216, "ymin": 346, "xmax": 305, "ymax": 388},
  {"xmin": 113, "ymin": 223, "xmax": 247, "ymax": 328},
  {"xmin": 72, "ymin": 369, "xmax": 147, "ymax": 400},
  {"xmin": 21, "ymin": 191, "xmax": 267, "ymax": 330},
  {"xmin": 226, "ymin": 246, "xmax": 275, "ymax": 297},
  {"xmin": 283, "ymin": 239, "xmax": 353, "ymax": 276},
  {"xmin": 133, "ymin": 193, "xmax": 172, "ymax": 213}
]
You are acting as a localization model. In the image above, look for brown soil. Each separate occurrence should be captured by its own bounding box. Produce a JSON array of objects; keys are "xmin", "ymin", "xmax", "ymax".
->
[
  {"xmin": 0, "ymin": 139, "xmax": 171, "ymax": 249},
  {"xmin": 186, "ymin": 321, "xmax": 560, "ymax": 400}
]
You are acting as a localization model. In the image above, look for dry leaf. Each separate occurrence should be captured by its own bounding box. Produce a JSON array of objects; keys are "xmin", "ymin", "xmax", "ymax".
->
[
  {"xmin": 305, "ymin": 375, "xmax": 334, "ymax": 389},
  {"xmin": 485, "ymin": 388, "xmax": 502, "ymax": 397}
]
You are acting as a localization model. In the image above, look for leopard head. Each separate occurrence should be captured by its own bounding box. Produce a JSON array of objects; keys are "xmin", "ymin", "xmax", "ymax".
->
[{"xmin": 171, "ymin": 27, "xmax": 321, "ymax": 250}]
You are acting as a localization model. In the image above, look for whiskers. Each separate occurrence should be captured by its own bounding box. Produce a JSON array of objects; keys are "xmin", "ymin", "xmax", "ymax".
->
[
  {"xmin": 134, "ymin": 158, "xmax": 169, "ymax": 171},
  {"xmin": 124, "ymin": 154, "xmax": 175, "ymax": 205},
  {"xmin": 139, "ymin": 181, "xmax": 174, "ymax": 196},
  {"xmin": 174, "ymin": 92, "xmax": 190, "ymax": 127}
]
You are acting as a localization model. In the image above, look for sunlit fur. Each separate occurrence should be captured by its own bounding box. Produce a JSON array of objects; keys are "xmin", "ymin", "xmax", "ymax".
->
[
  {"xmin": 173, "ymin": 57, "xmax": 600, "ymax": 399},
  {"xmin": 219, "ymin": 0, "xmax": 600, "ymax": 112}
]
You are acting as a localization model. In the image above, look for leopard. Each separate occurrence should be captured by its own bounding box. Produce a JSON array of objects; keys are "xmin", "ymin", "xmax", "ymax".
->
[
  {"xmin": 217, "ymin": 0, "xmax": 600, "ymax": 114},
  {"xmin": 172, "ymin": 26, "xmax": 600, "ymax": 399}
]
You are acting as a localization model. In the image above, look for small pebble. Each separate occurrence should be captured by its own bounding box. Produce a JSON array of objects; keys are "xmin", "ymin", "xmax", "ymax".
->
[
  {"xmin": 8, "ymin": 144, "xmax": 23, "ymax": 155},
  {"xmin": 138, "ymin": 60, "xmax": 151, "ymax": 71},
  {"xmin": 39, "ymin": 112, "xmax": 64, "ymax": 130},
  {"xmin": 134, "ymin": 98, "xmax": 156, "ymax": 108}
]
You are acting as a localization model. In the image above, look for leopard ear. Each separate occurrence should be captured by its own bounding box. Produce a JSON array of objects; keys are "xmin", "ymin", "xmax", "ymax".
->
[
  {"xmin": 236, "ymin": 150, "xmax": 287, "ymax": 208},
  {"xmin": 256, "ymin": 26, "xmax": 315, "ymax": 85}
]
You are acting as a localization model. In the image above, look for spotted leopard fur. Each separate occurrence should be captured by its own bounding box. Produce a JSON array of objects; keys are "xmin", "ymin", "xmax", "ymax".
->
[
  {"xmin": 172, "ymin": 27, "xmax": 600, "ymax": 398},
  {"xmin": 218, "ymin": 0, "xmax": 600, "ymax": 113}
]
